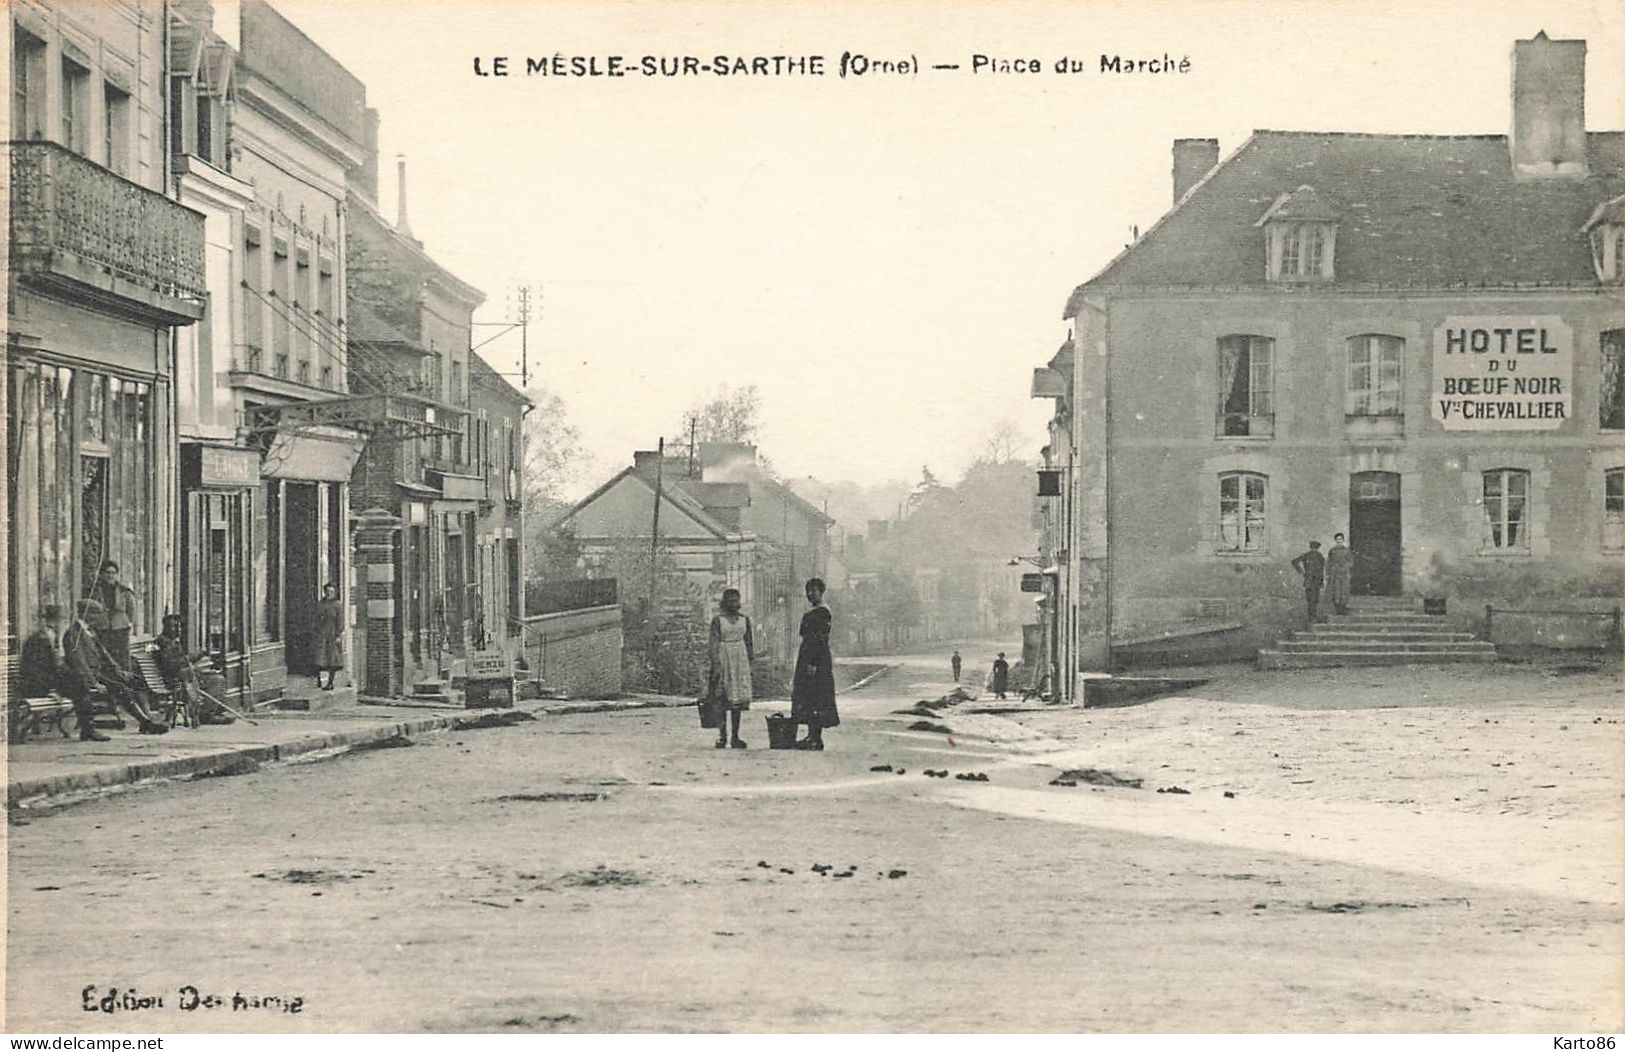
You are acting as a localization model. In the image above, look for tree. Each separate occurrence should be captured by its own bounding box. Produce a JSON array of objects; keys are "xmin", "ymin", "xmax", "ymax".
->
[
  {"xmin": 669, "ymin": 383, "xmax": 762, "ymax": 454},
  {"xmin": 907, "ymin": 465, "xmax": 944, "ymax": 512},
  {"xmin": 981, "ymin": 419, "xmax": 1023, "ymax": 465},
  {"xmin": 522, "ymin": 386, "xmax": 586, "ymax": 575}
]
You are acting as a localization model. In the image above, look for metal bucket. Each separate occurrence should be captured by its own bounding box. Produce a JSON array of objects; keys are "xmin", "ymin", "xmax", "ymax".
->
[{"xmin": 765, "ymin": 714, "xmax": 799, "ymax": 750}]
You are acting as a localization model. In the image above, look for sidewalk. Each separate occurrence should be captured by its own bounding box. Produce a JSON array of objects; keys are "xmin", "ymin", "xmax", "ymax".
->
[{"xmin": 6, "ymin": 694, "xmax": 691, "ymax": 810}]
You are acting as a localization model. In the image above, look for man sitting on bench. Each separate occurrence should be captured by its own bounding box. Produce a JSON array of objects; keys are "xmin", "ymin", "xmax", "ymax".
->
[
  {"xmin": 64, "ymin": 598, "xmax": 169, "ymax": 736},
  {"xmin": 20, "ymin": 603, "xmax": 108, "ymax": 742}
]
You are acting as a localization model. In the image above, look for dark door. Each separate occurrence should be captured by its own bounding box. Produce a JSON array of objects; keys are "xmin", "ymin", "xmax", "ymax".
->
[
  {"xmin": 283, "ymin": 482, "xmax": 320, "ymax": 673},
  {"xmin": 1349, "ymin": 471, "xmax": 1402, "ymax": 596}
]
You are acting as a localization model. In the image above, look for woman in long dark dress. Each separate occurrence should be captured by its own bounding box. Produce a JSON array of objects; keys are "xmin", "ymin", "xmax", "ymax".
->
[
  {"xmin": 314, "ymin": 584, "xmax": 345, "ymax": 690},
  {"xmin": 789, "ymin": 577, "xmax": 838, "ymax": 750}
]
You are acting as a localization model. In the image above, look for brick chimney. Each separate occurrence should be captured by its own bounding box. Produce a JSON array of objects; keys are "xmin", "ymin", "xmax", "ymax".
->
[
  {"xmin": 1510, "ymin": 31, "xmax": 1587, "ymax": 180},
  {"xmin": 632, "ymin": 450, "xmax": 666, "ymax": 478},
  {"xmin": 1172, "ymin": 138, "xmax": 1220, "ymax": 203},
  {"xmin": 396, "ymin": 155, "xmax": 414, "ymax": 237}
]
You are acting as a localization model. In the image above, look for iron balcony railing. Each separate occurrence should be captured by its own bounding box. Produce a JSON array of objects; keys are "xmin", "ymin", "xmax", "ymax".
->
[{"xmin": 9, "ymin": 140, "xmax": 206, "ymax": 305}]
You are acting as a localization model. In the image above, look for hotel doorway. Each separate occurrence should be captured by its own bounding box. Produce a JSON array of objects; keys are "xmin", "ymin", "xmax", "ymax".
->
[{"xmin": 1349, "ymin": 471, "xmax": 1402, "ymax": 596}]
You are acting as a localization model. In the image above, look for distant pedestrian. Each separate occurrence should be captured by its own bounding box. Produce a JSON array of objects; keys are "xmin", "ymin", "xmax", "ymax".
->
[
  {"xmin": 91, "ymin": 560, "xmax": 138, "ymax": 671},
  {"xmin": 706, "ymin": 588, "xmax": 754, "ymax": 749},
  {"xmin": 950, "ymin": 649, "xmax": 962, "ymax": 683},
  {"xmin": 790, "ymin": 578, "xmax": 838, "ymax": 750},
  {"xmin": 1291, "ymin": 541, "xmax": 1327, "ymax": 623},
  {"xmin": 990, "ymin": 652, "xmax": 1010, "ymax": 700},
  {"xmin": 314, "ymin": 584, "xmax": 345, "ymax": 690},
  {"xmin": 1326, "ymin": 533, "xmax": 1354, "ymax": 616}
]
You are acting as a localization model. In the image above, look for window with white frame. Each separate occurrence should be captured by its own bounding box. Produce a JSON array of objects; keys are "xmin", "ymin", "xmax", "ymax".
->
[
  {"xmin": 1217, "ymin": 336, "xmax": 1273, "ymax": 436},
  {"xmin": 1266, "ymin": 222, "xmax": 1335, "ymax": 281},
  {"xmin": 1605, "ymin": 468, "xmax": 1624, "ymax": 552},
  {"xmin": 1482, "ymin": 469, "xmax": 1530, "ymax": 551},
  {"xmin": 1347, "ymin": 335, "xmax": 1404, "ymax": 416},
  {"xmin": 1602, "ymin": 330, "xmax": 1625, "ymax": 431},
  {"xmin": 1218, "ymin": 472, "xmax": 1267, "ymax": 553}
]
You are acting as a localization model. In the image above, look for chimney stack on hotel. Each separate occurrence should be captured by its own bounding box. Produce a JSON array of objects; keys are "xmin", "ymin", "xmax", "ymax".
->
[
  {"xmin": 1171, "ymin": 138, "xmax": 1220, "ymax": 203},
  {"xmin": 1510, "ymin": 31, "xmax": 1587, "ymax": 180},
  {"xmin": 396, "ymin": 155, "xmax": 414, "ymax": 237}
]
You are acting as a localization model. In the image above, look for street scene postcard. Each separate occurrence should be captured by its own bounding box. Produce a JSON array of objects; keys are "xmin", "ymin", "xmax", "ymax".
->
[{"xmin": 2, "ymin": 0, "xmax": 1623, "ymax": 1040}]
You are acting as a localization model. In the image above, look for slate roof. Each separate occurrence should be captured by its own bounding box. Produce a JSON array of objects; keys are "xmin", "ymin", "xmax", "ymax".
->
[
  {"xmin": 1066, "ymin": 130, "xmax": 1625, "ymax": 315},
  {"xmin": 552, "ymin": 466, "xmax": 737, "ymax": 541}
]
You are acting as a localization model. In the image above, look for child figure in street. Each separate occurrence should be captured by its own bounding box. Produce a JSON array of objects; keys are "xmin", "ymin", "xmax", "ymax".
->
[{"xmin": 707, "ymin": 587, "xmax": 754, "ymax": 749}]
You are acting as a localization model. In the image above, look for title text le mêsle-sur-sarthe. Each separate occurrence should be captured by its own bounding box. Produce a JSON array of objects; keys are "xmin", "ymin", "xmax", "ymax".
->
[{"xmin": 472, "ymin": 53, "xmax": 1191, "ymax": 79}]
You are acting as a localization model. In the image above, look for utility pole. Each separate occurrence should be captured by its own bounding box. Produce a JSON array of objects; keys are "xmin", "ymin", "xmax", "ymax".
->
[
  {"xmin": 648, "ymin": 437, "xmax": 665, "ymax": 659},
  {"xmin": 514, "ymin": 284, "xmax": 536, "ymax": 388},
  {"xmin": 686, "ymin": 414, "xmax": 698, "ymax": 479}
]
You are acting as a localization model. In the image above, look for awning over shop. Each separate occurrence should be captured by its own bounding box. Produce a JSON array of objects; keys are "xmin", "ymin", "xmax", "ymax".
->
[{"xmin": 262, "ymin": 427, "xmax": 363, "ymax": 482}]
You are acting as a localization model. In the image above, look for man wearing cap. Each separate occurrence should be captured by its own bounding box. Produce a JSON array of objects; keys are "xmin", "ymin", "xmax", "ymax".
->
[
  {"xmin": 1290, "ymin": 540, "xmax": 1327, "ymax": 624},
  {"xmin": 19, "ymin": 603, "xmax": 109, "ymax": 742},
  {"xmin": 64, "ymin": 598, "xmax": 167, "ymax": 735}
]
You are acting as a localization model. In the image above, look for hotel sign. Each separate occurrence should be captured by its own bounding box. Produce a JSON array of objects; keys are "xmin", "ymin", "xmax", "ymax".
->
[{"xmin": 1432, "ymin": 316, "xmax": 1572, "ymax": 430}]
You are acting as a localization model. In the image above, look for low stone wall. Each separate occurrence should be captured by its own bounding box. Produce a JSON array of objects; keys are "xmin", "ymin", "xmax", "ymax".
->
[{"xmin": 522, "ymin": 605, "xmax": 623, "ymax": 698}]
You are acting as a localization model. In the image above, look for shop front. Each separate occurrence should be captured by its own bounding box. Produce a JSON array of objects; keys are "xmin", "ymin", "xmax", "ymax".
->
[
  {"xmin": 7, "ymin": 355, "xmax": 168, "ymax": 651},
  {"xmin": 179, "ymin": 444, "xmax": 259, "ymax": 703},
  {"xmin": 250, "ymin": 427, "xmax": 361, "ymax": 699}
]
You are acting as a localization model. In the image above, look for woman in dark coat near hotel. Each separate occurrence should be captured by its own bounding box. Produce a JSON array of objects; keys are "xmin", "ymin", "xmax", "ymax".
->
[
  {"xmin": 790, "ymin": 577, "xmax": 838, "ymax": 750},
  {"xmin": 314, "ymin": 584, "xmax": 345, "ymax": 690}
]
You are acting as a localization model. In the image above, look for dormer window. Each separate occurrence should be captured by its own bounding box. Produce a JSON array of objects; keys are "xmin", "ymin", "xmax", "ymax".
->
[
  {"xmin": 1583, "ymin": 195, "xmax": 1625, "ymax": 284},
  {"xmin": 1257, "ymin": 185, "xmax": 1337, "ymax": 283}
]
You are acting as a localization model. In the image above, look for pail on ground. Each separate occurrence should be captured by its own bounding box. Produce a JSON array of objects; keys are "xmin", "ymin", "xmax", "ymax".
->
[{"xmin": 766, "ymin": 714, "xmax": 799, "ymax": 750}]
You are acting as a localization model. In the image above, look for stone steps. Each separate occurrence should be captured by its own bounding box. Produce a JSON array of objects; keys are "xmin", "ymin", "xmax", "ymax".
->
[
  {"xmin": 1258, "ymin": 648, "xmax": 1497, "ymax": 669},
  {"xmin": 1293, "ymin": 624, "xmax": 1475, "ymax": 640},
  {"xmin": 1259, "ymin": 598, "xmax": 1496, "ymax": 669},
  {"xmin": 1274, "ymin": 640, "xmax": 1496, "ymax": 654}
]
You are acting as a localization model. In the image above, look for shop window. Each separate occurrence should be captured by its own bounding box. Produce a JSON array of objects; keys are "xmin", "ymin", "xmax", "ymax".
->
[
  {"xmin": 1217, "ymin": 336, "xmax": 1273, "ymax": 437},
  {"xmin": 1605, "ymin": 468, "xmax": 1625, "ymax": 552},
  {"xmin": 1601, "ymin": 330, "xmax": 1625, "ymax": 430},
  {"xmin": 1347, "ymin": 335, "xmax": 1404, "ymax": 416},
  {"xmin": 1482, "ymin": 469, "xmax": 1530, "ymax": 551},
  {"xmin": 1218, "ymin": 471, "xmax": 1267, "ymax": 553}
]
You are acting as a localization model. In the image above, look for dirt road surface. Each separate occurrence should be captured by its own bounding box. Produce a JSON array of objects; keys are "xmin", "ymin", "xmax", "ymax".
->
[{"xmin": 6, "ymin": 652, "xmax": 1621, "ymax": 1033}]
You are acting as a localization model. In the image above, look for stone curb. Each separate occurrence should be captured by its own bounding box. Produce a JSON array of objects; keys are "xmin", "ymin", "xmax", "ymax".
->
[{"xmin": 6, "ymin": 696, "xmax": 693, "ymax": 810}]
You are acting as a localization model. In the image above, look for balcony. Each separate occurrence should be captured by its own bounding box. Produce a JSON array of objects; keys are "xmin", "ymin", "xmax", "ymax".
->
[
  {"xmin": 9, "ymin": 141, "xmax": 206, "ymax": 323},
  {"xmin": 228, "ymin": 344, "xmax": 343, "ymax": 400}
]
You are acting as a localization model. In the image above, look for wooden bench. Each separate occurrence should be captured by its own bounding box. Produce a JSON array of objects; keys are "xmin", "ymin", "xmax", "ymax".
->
[
  {"xmin": 130, "ymin": 648, "xmax": 193, "ymax": 729},
  {"xmin": 6, "ymin": 655, "xmax": 76, "ymax": 743}
]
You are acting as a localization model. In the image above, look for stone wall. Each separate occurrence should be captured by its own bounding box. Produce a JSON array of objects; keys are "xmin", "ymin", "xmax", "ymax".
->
[{"xmin": 522, "ymin": 604, "xmax": 623, "ymax": 698}]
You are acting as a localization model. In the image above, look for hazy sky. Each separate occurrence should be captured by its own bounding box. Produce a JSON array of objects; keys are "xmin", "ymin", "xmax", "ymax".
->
[{"xmin": 260, "ymin": 0, "xmax": 1625, "ymax": 494}]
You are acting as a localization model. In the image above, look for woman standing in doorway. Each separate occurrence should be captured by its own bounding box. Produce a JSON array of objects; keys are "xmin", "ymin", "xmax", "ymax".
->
[
  {"xmin": 314, "ymin": 584, "xmax": 345, "ymax": 690},
  {"xmin": 790, "ymin": 577, "xmax": 838, "ymax": 750},
  {"xmin": 706, "ymin": 587, "xmax": 754, "ymax": 748}
]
